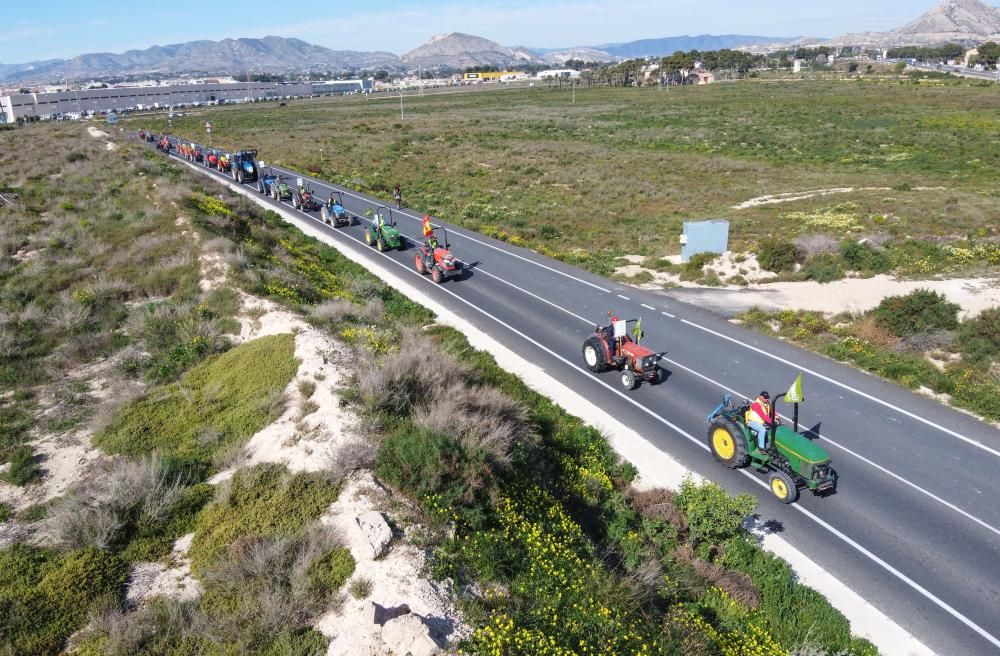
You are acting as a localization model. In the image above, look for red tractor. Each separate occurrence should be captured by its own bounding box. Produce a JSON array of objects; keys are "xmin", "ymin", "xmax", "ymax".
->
[
  {"xmin": 156, "ymin": 136, "xmax": 171, "ymax": 153},
  {"xmin": 414, "ymin": 224, "xmax": 462, "ymax": 283},
  {"xmin": 582, "ymin": 313, "xmax": 661, "ymax": 390}
]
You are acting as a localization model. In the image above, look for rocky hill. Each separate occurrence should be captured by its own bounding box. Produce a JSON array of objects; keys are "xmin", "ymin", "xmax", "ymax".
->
[
  {"xmin": 0, "ymin": 36, "xmax": 400, "ymax": 84},
  {"xmin": 400, "ymin": 32, "xmax": 540, "ymax": 69},
  {"xmin": 829, "ymin": 0, "xmax": 1000, "ymax": 46}
]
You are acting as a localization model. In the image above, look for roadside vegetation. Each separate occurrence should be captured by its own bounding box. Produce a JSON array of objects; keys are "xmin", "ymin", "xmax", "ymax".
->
[
  {"xmin": 167, "ymin": 185, "xmax": 878, "ymax": 654},
  {"xmin": 2, "ymin": 120, "xmax": 879, "ymax": 654},
  {"xmin": 147, "ymin": 76, "xmax": 999, "ymax": 280},
  {"xmin": 737, "ymin": 290, "xmax": 1000, "ymax": 422}
]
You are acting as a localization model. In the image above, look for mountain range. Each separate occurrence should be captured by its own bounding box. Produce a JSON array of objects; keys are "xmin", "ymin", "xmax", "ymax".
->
[
  {"xmin": 2, "ymin": 0, "xmax": 999, "ymax": 85},
  {"xmin": 827, "ymin": 0, "xmax": 1000, "ymax": 46}
]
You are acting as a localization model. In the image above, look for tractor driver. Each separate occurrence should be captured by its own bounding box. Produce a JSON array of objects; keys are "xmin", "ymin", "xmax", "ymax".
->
[
  {"xmin": 427, "ymin": 234, "xmax": 440, "ymax": 250},
  {"xmin": 327, "ymin": 192, "xmax": 337, "ymax": 209},
  {"xmin": 746, "ymin": 391, "xmax": 776, "ymax": 453}
]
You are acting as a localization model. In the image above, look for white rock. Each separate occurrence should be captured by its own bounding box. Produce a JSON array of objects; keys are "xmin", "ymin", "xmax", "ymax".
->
[
  {"xmin": 381, "ymin": 613, "xmax": 441, "ymax": 656},
  {"xmin": 357, "ymin": 511, "xmax": 392, "ymax": 558}
]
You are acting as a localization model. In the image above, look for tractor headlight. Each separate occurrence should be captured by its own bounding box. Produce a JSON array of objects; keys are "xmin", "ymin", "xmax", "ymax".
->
[{"xmin": 643, "ymin": 356, "xmax": 656, "ymax": 369}]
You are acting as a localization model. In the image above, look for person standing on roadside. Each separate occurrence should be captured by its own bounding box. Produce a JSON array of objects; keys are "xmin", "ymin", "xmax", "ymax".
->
[{"xmin": 393, "ymin": 185, "xmax": 402, "ymax": 209}]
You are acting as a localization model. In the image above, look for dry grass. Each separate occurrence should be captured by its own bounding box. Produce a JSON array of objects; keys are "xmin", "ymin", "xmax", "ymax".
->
[
  {"xmin": 628, "ymin": 487, "xmax": 687, "ymax": 532},
  {"xmin": 146, "ymin": 81, "xmax": 1000, "ymax": 270},
  {"xmin": 413, "ymin": 384, "xmax": 535, "ymax": 467},
  {"xmin": 848, "ymin": 315, "xmax": 900, "ymax": 348}
]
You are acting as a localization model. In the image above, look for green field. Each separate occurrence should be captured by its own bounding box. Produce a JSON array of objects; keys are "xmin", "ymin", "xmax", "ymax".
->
[{"xmin": 145, "ymin": 77, "xmax": 1000, "ymax": 275}]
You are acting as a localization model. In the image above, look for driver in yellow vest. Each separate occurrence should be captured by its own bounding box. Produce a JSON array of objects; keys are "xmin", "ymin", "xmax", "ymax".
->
[{"xmin": 746, "ymin": 391, "xmax": 776, "ymax": 452}]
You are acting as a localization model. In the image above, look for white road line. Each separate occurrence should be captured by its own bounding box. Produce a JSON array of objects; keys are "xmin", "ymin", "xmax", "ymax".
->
[
  {"xmin": 661, "ymin": 355, "xmax": 1000, "ymax": 539},
  {"xmin": 277, "ymin": 190, "xmax": 595, "ymax": 327},
  {"xmin": 184, "ymin": 154, "xmax": 1000, "ymax": 652},
  {"xmin": 267, "ymin": 164, "xmax": 613, "ymax": 293},
  {"xmin": 641, "ymin": 303, "xmax": 655, "ymax": 310},
  {"xmin": 663, "ymin": 312, "xmax": 676, "ymax": 318},
  {"xmin": 617, "ymin": 294, "xmax": 631, "ymax": 300},
  {"xmin": 272, "ymin": 159, "xmax": 1000, "ymax": 540},
  {"xmin": 681, "ymin": 319, "xmax": 1000, "ymax": 459}
]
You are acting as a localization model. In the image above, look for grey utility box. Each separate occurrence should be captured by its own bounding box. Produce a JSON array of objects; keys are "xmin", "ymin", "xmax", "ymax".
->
[{"xmin": 680, "ymin": 219, "xmax": 729, "ymax": 263}]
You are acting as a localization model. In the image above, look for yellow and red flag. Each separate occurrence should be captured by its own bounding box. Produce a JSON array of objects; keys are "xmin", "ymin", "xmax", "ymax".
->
[{"xmin": 422, "ymin": 215, "xmax": 433, "ymax": 237}]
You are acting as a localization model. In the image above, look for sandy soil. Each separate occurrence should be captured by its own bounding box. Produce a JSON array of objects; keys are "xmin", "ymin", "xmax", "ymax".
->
[
  {"xmin": 671, "ymin": 274, "xmax": 1000, "ymax": 319},
  {"xmin": 733, "ymin": 186, "xmax": 946, "ymax": 209},
  {"xmin": 316, "ymin": 472, "xmax": 469, "ymax": 654}
]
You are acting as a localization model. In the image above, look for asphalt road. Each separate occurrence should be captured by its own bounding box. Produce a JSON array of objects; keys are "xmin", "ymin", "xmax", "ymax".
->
[{"xmin": 158, "ymin": 138, "xmax": 1000, "ymax": 655}]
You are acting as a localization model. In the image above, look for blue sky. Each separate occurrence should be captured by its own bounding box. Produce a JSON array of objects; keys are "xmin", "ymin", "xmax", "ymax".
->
[{"xmin": 0, "ymin": 0, "xmax": 950, "ymax": 64}]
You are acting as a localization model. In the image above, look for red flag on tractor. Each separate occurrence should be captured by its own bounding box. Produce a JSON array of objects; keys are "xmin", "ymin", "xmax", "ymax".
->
[{"xmin": 422, "ymin": 215, "xmax": 433, "ymax": 237}]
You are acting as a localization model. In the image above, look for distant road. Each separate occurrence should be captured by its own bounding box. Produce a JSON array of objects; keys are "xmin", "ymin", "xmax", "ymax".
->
[
  {"xmin": 906, "ymin": 61, "xmax": 999, "ymax": 81},
  {"xmin": 155, "ymin": 136, "xmax": 1000, "ymax": 656}
]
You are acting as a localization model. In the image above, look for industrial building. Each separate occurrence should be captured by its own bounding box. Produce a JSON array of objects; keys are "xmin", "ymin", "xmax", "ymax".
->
[{"xmin": 0, "ymin": 79, "xmax": 372, "ymax": 123}]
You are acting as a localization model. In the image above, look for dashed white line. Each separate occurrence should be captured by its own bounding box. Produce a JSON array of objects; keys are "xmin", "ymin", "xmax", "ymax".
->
[
  {"xmin": 176, "ymin": 150, "xmax": 1000, "ymax": 652},
  {"xmin": 662, "ymin": 311, "xmax": 676, "ymax": 318},
  {"xmin": 267, "ymin": 164, "xmax": 613, "ymax": 294},
  {"xmin": 617, "ymin": 294, "xmax": 631, "ymax": 300},
  {"xmin": 641, "ymin": 303, "xmax": 655, "ymax": 310},
  {"xmin": 680, "ymin": 319, "xmax": 1000, "ymax": 459},
  {"xmin": 660, "ymin": 354, "xmax": 1000, "ymax": 539}
]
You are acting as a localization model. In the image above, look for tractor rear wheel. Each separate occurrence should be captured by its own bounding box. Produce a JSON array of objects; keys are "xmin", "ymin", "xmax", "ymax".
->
[
  {"xmin": 236, "ymin": 170, "xmax": 243, "ymax": 183},
  {"xmin": 322, "ymin": 206, "xmax": 330, "ymax": 223},
  {"xmin": 768, "ymin": 471, "xmax": 798, "ymax": 504},
  {"xmin": 707, "ymin": 417, "xmax": 750, "ymax": 468},
  {"xmin": 431, "ymin": 267, "xmax": 444, "ymax": 284},
  {"xmin": 365, "ymin": 230, "xmax": 373, "ymax": 245},
  {"xmin": 620, "ymin": 369, "xmax": 638, "ymax": 390},
  {"xmin": 582, "ymin": 336, "xmax": 607, "ymax": 372},
  {"xmin": 415, "ymin": 254, "xmax": 425, "ymax": 274}
]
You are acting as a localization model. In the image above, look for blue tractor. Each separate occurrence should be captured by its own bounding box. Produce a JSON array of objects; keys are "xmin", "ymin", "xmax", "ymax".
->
[
  {"xmin": 231, "ymin": 149, "xmax": 258, "ymax": 184},
  {"xmin": 321, "ymin": 191, "xmax": 351, "ymax": 227},
  {"xmin": 257, "ymin": 165, "xmax": 278, "ymax": 195}
]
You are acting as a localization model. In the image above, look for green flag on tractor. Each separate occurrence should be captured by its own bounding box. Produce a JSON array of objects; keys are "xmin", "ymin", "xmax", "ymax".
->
[
  {"xmin": 632, "ymin": 318, "xmax": 643, "ymax": 342},
  {"xmin": 784, "ymin": 373, "xmax": 804, "ymax": 403}
]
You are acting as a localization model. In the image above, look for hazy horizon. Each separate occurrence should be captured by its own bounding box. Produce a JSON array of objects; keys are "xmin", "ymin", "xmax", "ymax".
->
[{"xmin": 0, "ymin": 0, "xmax": 974, "ymax": 64}]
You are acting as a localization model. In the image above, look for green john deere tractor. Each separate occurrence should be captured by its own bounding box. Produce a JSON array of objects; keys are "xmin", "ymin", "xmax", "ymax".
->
[
  {"xmin": 706, "ymin": 395, "xmax": 837, "ymax": 503},
  {"xmin": 365, "ymin": 206, "xmax": 403, "ymax": 252}
]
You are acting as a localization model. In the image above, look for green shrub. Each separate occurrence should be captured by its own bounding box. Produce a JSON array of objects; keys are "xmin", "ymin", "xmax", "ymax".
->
[
  {"xmin": 188, "ymin": 464, "xmax": 339, "ymax": 572},
  {"xmin": 681, "ymin": 251, "xmax": 719, "ymax": 280},
  {"xmin": 956, "ymin": 307, "xmax": 1000, "ymax": 362},
  {"xmin": 0, "ymin": 545, "xmax": 128, "ymax": 656},
  {"xmin": 307, "ymin": 547, "xmax": 356, "ymax": 590},
  {"xmin": 721, "ymin": 537, "xmax": 878, "ymax": 654},
  {"xmin": 95, "ymin": 334, "xmax": 298, "ymax": 465},
  {"xmin": 0, "ymin": 502, "xmax": 12, "ymax": 522},
  {"xmin": 840, "ymin": 241, "xmax": 890, "ymax": 273},
  {"xmin": 674, "ymin": 478, "xmax": 756, "ymax": 551},
  {"xmin": 0, "ymin": 445, "xmax": 40, "ymax": 486},
  {"xmin": 802, "ymin": 253, "xmax": 845, "ymax": 283},
  {"xmin": 376, "ymin": 426, "xmax": 494, "ymax": 510},
  {"xmin": 758, "ymin": 241, "xmax": 798, "ymax": 273},
  {"xmin": 872, "ymin": 289, "xmax": 959, "ymax": 337}
]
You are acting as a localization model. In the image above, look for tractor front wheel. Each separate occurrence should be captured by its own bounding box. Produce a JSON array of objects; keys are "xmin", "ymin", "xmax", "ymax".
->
[
  {"xmin": 582, "ymin": 336, "xmax": 607, "ymax": 372},
  {"xmin": 415, "ymin": 254, "xmax": 425, "ymax": 274},
  {"xmin": 707, "ymin": 417, "xmax": 750, "ymax": 468},
  {"xmin": 620, "ymin": 369, "xmax": 638, "ymax": 390},
  {"xmin": 431, "ymin": 267, "xmax": 444, "ymax": 284},
  {"xmin": 768, "ymin": 470, "xmax": 799, "ymax": 504},
  {"xmin": 376, "ymin": 239, "xmax": 385, "ymax": 252}
]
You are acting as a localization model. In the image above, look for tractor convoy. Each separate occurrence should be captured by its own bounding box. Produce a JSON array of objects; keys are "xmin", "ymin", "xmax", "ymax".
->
[{"xmin": 146, "ymin": 132, "xmax": 839, "ymax": 505}]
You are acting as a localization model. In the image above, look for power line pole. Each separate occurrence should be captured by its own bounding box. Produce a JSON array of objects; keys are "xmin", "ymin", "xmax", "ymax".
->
[{"xmin": 400, "ymin": 88, "xmax": 404, "ymax": 119}]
